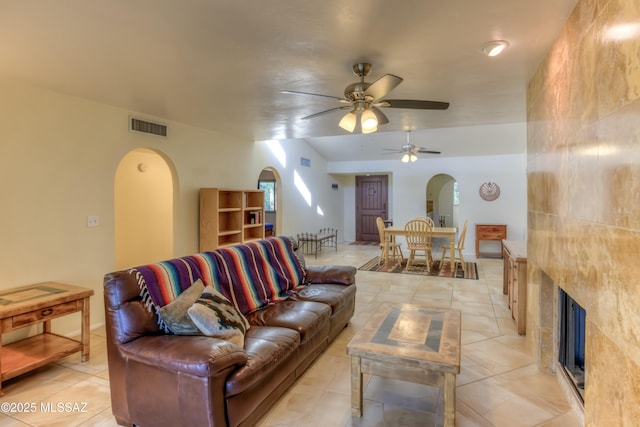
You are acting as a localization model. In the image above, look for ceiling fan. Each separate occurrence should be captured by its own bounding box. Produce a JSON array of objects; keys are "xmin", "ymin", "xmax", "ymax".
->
[
  {"xmin": 283, "ymin": 63, "xmax": 449, "ymax": 134},
  {"xmin": 383, "ymin": 131, "xmax": 441, "ymax": 162}
]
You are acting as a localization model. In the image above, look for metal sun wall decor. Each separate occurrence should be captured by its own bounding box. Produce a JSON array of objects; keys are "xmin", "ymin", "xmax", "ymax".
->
[{"xmin": 479, "ymin": 182, "xmax": 500, "ymax": 201}]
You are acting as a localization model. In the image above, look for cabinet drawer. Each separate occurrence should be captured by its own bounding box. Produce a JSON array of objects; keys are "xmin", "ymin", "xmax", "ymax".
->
[
  {"xmin": 478, "ymin": 231, "xmax": 505, "ymax": 239},
  {"xmin": 11, "ymin": 301, "xmax": 79, "ymax": 328},
  {"xmin": 476, "ymin": 225, "xmax": 506, "ymax": 239}
]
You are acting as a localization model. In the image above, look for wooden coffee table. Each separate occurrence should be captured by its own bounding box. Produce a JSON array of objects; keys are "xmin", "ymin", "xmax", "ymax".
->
[{"xmin": 347, "ymin": 304, "xmax": 461, "ymax": 426}]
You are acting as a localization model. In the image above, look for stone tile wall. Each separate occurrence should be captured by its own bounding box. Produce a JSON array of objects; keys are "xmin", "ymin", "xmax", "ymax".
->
[{"xmin": 527, "ymin": 0, "xmax": 640, "ymax": 424}]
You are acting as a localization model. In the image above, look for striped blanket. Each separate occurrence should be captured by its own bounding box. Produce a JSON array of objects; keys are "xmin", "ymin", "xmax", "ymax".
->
[
  {"xmin": 212, "ymin": 237, "xmax": 306, "ymax": 314},
  {"xmin": 130, "ymin": 236, "xmax": 305, "ymax": 330}
]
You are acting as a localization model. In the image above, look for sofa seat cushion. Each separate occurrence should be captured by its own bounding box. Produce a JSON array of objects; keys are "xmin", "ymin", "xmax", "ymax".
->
[
  {"xmin": 225, "ymin": 326, "xmax": 300, "ymax": 397},
  {"xmin": 245, "ymin": 300, "xmax": 331, "ymax": 343},
  {"xmin": 288, "ymin": 284, "xmax": 356, "ymax": 316}
]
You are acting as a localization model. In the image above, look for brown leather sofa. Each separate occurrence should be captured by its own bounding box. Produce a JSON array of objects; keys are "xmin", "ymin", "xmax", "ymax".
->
[{"xmin": 103, "ymin": 237, "xmax": 356, "ymax": 427}]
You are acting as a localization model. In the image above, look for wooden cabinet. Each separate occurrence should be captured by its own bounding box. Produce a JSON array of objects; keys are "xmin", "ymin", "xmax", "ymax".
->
[
  {"xmin": 199, "ymin": 188, "xmax": 265, "ymax": 251},
  {"xmin": 0, "ymin": 282, "xmax": 93, "ymax": 395},
  {"xmin": 502, "ymin": 240, "xmax": 527, "ymax": 335},
  {"xmin": 475, "ymin": 224, "xmax": 507, "ymax": 258}
]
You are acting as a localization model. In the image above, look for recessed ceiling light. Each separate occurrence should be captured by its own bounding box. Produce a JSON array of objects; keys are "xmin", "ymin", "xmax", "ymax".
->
[{"xmin": 481, "ymin": 40, "xmax": 510, "ymax": 57}]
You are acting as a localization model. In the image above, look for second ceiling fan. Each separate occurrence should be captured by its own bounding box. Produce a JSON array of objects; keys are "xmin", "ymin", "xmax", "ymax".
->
[
  {"xmin": 383, "ymin": 131, "xmax": 441, "ymax": 163},
  {"xmin": 284, "ymin": 63, "xmax": 450, "ymax": 134}
]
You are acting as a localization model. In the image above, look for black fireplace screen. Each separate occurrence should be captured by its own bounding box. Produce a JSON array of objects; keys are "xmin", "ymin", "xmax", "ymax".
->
[{"xmin": 559, "ymin": 288, "xmax": 586, "ymax": 401}]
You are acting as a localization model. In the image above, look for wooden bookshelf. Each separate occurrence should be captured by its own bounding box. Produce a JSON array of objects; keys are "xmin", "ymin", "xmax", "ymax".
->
[{"xmin": 199, "ymin": 188, "xmax": 265, "ymax": 251}]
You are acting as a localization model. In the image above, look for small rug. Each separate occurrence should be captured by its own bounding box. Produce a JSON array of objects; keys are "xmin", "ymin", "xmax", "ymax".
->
[
  {"xmin": 349, "ymin": 241, "xmax": 380, "ymax": 246},
  {"xmin": 358, "ymin": 257, "xmax": 478, "ymax": 280}
]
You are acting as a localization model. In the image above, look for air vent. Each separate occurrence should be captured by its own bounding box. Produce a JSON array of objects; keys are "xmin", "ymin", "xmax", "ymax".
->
[{"xmin": 129, "ymin": 116, "xmax": 167, "ymax": 137}]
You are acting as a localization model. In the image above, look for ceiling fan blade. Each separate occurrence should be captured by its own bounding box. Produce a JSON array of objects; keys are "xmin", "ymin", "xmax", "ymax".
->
[
  {"xmin": 282, "ymin": 90, "xmax": 349, "ymax": 103},
  {"xmin": 301, "ymin": 106, "xmax": 350, "ymax": 120},
  {"xmin": 371, "ymin": 107, "xmax": 389, "ymax": 125},
  {"xmin": 364, "ymin": 74, "xmax": 403, "ymax": 100},
  {"xmin": 381, "ymin": 99, "xmax": 450, "ymax": 110},
  {"xmin": 382, "ymin": 148, "xmax": 403, "ymax": 152},
  {"xmin": 416, "ymin": 148, "xmax": 441, "ymax": 154}
]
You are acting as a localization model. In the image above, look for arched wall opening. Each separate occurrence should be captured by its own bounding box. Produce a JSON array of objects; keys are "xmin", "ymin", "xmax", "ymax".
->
[
  {"xmin": 114, "ymin": 148, "xmax": 176, "ymax": 269},
  {"xmin": 426, "ymin": 173, "xmax": 458, "ymax": 228},
  {"xmin": 258, "ymin": 166, "xmax": 282, "ymax": 237}
]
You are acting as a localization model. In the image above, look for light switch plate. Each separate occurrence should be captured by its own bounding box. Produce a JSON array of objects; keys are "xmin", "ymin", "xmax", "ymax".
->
[{"xmin": 87, "ymin": 215, "xmax": 100, "ymax": 227}]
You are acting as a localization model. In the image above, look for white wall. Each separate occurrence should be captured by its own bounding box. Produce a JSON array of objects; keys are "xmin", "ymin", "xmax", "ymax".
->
[
  {"xmin": 0, "ymin": 78, "xmax": 340, "ymax": 337},
  {"xmin": 0, "ymin": 78, "xmax": 525, "ymax": 339},
  {"xmin": 328, "ymin": 123, "xmax": 528, "ymax": 256},
  {"xmin": 251, "ymin": 139, "xmax": 345, "ymax": 240}
]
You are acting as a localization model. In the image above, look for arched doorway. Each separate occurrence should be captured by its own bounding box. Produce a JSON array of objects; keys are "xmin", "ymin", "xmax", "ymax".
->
[
  {"xmin": 426, "ymin": 174, "xmax": 458, "ymax": 228},
  {"xmin": 258, "ymin": 167, "xmax": 281, "ymax": 237},
  {"xmin": 114, "ymin": 148, "xmax": 176, "ymax": 269}
]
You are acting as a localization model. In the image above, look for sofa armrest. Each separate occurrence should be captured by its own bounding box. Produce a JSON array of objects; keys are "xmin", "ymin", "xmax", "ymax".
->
[
  {"xmin": 120, "ymin": 334, "xmax": 248, "ymax": 377},
  {"xmin": 304, "ymin": 265, "xmax": 356, "ymax": 285}
]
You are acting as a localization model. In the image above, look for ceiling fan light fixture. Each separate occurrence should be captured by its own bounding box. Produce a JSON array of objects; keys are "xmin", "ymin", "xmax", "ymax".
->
[
  {"xmin": 360, "ymin": 109, "xmax": 378, "ymax": 132},
  {"xmin": 339, "ymin": 111, "xmax": 357, "ymax": 132},
  {"xmin": 482, "ymin": 40, "xmax": 510, "ymax": 57},
  {"xmin": 401, "ymin": 152, "xmax": 418, "ymax": 163}
]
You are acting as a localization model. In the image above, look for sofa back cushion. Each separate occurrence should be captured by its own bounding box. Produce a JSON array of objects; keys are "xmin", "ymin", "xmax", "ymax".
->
[
  {"xmin": 129, "ymin": 256, "xmax": 206, "ymax": 331},
  {"xmin": 211, "ymin": 237, "xmax": 305, "ymax": 315},
  {"xmin": 211, "ymin": 243, "xmax": 283, "ymax": 315},
  {"xmin": 189, "ymin": 252, "xmax": 219, "ymax": 287},
  {"xmin": 133, "ymin": 257, "xmax": 203, "ymax": 305},
  {"xmin": 258, "ymin": 237, "xmax": 306, "ymax": 294}
]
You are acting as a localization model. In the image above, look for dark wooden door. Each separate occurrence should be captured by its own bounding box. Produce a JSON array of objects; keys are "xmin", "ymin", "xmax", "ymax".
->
[{"xmin": 355, "ymin": 175, "xmax": 389, "ymax": 241}]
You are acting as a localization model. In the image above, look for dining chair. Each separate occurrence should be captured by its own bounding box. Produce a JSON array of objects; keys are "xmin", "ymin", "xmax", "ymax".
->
[
  {"xmin": 404, "ymin": 218, "xmax": 434, "ymax": 272},
  {"xmin": 376, "ymin": 217, "xmax": 403, "ymax": 265},
  {"xmin": 441, "ymin": 219, "xmax": 468, "ymax": 273},
  {"xmin": 413, "ymin": 216, "xmax": 435, "ymax": 227}
]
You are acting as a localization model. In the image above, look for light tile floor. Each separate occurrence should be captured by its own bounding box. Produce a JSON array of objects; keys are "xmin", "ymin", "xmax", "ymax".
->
[{"xmin": 0, "ymin": 243, "xmax": 583, "ymax": 427}]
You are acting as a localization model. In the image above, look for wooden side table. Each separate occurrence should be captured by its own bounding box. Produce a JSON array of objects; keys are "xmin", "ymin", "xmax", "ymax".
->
[
  {"xmin": 475, "ymin": 224, "xmax": 507, "ymax": 258},
  {"xmin": 0, "ymin": 282, "xmax": 93, "ymax": 395},
  {"xmin": 502, "ymin": 240, "xmax": 528, "ymax": 334}
]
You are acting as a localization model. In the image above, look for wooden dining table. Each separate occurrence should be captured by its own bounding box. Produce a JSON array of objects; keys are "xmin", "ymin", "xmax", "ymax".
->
[{"xmin": 383, "ymin": 226, "xmax": 458, "ymax": 276}]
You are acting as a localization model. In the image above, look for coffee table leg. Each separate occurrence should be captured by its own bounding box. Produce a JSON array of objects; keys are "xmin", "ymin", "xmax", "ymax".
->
[
  {"xmin": 443, "ymin": 372, "xmax": 456, "ymax": 426},
  {"xmin": 351, "ymin": 356, "xmax": 363, "ymax": 416}
]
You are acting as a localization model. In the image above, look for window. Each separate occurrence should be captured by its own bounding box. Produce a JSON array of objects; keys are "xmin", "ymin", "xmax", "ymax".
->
[
  {"xmin": 453, "ymin": 182, "xmax": 460, "ymax": 206},
  {"xmin": 258, "ymin": 180, "xmax": 276, "ymax": 212}
]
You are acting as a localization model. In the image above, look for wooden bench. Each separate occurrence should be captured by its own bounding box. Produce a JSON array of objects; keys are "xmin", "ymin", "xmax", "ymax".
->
[{"xmin": 297, "ymin": 228, "xmax": 338, "ymax": 258}]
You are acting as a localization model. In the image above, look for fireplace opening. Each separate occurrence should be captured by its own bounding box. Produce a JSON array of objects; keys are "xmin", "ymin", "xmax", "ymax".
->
[{"xmin": 558, "ymin": 288, "xmax": 586, "ymax": 402}]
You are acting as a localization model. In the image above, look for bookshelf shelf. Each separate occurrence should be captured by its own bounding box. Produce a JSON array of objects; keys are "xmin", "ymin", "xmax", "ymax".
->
[{"xmin": 200, "ymin": 188, "xmax": 265, "ymax": 251}]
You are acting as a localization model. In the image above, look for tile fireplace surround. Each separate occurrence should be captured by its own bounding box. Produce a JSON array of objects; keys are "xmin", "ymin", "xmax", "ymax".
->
[
  {"xmin": 535, "ymin": 274, "xmax": 585, "ymax": 422},
  {"xmin": 526, "ymin": 0, "xmax": 640, "ymax": 424}
]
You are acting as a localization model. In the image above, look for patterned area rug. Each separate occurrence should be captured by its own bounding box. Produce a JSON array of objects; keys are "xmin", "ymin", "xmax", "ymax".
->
[
  {"xmin": 349, "ymin": 241, "xmax": 380, "ymax": 246},
  {"xmin": 358, "ymin": 257, "xmax": 478, "ymax": 280}
]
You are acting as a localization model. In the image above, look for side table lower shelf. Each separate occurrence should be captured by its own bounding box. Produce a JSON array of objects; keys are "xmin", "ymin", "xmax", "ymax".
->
[{"xmin": 1, "ymin": 334, "xmax": 85, "ymax": 382}]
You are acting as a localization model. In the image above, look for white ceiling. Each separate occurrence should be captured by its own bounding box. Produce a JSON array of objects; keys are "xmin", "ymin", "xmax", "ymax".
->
[{"xmin": 0, "ymin": 0, "xmax": 577, "ymax": 161}]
